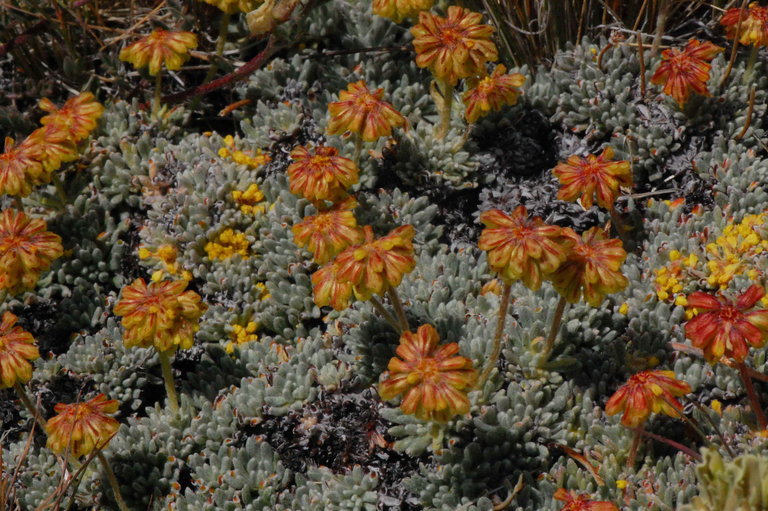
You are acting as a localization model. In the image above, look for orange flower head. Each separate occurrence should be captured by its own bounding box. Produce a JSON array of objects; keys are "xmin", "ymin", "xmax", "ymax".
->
[
  {"xmin": 292, "ymin": 198, "xmax": 364, "ymax": 264},
  {"xmin": 462, "ymin": 65, "xmax": 525, "ymax": 123},
  {"xmin": 113, "ymin": 278, "xmax": 207, "ymax": 353},
  {"xmin": 721, "ymin": 2, "xmax": 768, "ymax": 47},
  {"xmin": 0, "ymin": 209, "xmax": 63, "ymax": 294},
  {"xmin": 119, "ymin": 29, "xmax": 198, "ymax": 76},
  {"xmin": 650, "ymin": 39, "xmax": 723, "ymax": 107},
  {"xmin": 379, "ymin": 324, "xmax": 477, "ymax": 422},
  {"xmin": 45, "ymin": 394, "xmax": 119, "ymax": 458},
  {"xmin": 327, "ymin": 81, "xmax": 406, "ymax": 142},
  {"xmin": 550, "ymin": 227, "xmax": 628, "ymax": 307},
  {"xmin": 684, "ymin": 284, "xmax": 768, "ymax": 363},
  {"xmin": 287, "ymin": 145, "xmax": 359, "ymax": 203},
  {"xmin": 0, "ymin": 137, "xmax": 42, "ymax": 197},
  {"xmin": 605, "ymin": 370, "xmax": 692, "ymax": 427},
  {"xmin": 553, "ymin": 489, "xmax": 619, "ymax": 511},
  {"xmin": 478, "ymin": 206, "xmax": 573, "ymax": 290},
  {"xmin": 311, "ymin": 259, "xmax": 355, "ymax": 311},
  {"xmin": 25, "ymin": 125, "xmax": 78, "ymax": 177},
  {"xmin": 0, "ymin": 312, "xmax": 39, "ymax": 389},
  {"xmin": 552, "ymin": 147, "xmax": 632, "ymax": 211},
  {"xmin": 39, "ymin": 92, "xmax": 104, "ymax": 143},
  {"xmin": 411, "ymin": 7, "xmax": 498, "ymax": 86},
  {"xmin": 334, "ymin": 225, "xmax": 416, "ymax": 301},
  {"xmin": 373, "ymin": 0, "xmax": 434, "ymax": 23}
]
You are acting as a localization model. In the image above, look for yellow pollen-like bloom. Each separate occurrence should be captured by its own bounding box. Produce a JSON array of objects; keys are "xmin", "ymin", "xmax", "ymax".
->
[
  {"xmin": 119, "ymin": 29, "xmax": 198, "ymax": 76},
  {"xmin": 0, "ymin": 209, "xmax": 63, "ymax": 294},
  {"xmin": 200, "ymin": 0, "xmax": 257, "ymax": 14},
  {"xmin": 218, "ymin": 136, "xmax": 271, "ymax": 169},
  {"xmin": 225, "ymin": 321, "xmax": 259, "ymax": 354},
  {"xmin": 139, "ymin": 244, "xmax": 192, "ymax": 282},
  {"xmin": 372, "ymin": 0, "xmax": 434, "ymax": 23},
  {"xmin": 0, "ymin": 311, "xmax": 39, "ymax": 389},
  {"xmin": 205, "ymin": 229, "xmax": 250, "ymax": 260},
  {"xmin": 231, "ymin": 183, "xmax": 266, "ymax": 215},
  {"xmin": 45, "ymin": 394, "xmax": 120, "ymax": 458},
  {"xmin": 113, "ymin": 278, "xmax": 206, "ymax": 352}
]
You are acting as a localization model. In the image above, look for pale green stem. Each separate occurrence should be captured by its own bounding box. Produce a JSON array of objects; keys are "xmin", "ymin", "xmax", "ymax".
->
[
  {"xmin": 153, "ymin": 72, "xmax": 163, "ymax": 120},
  {"xmin": 14, "ymin": 382, "xmax": 46, "ymax": 432},
  {"xmin": 97, "ymin": 452, "xmax": 129, "ymax": 511},
  {"xmin": 158, "ymin": 350, "xmax": 179, "ymax": 415},
  {"xmin": 386, "ymin": 287, "xmax": 409, "ymax": 332},
  {"xmin": 52, "ymin": 173, "xmax": 68, "ymax": 205},
  {"xmin": 478, "ymin": 282, "xmax": 512, "ymax": 388},
  {"xmin": 436, "ymin": 80, "xmax": 454, "ymax": 140},
  {"xmin": 744, "ymin": 45, "xmax": 759, "ymax": 85},
  {"xmin": 540, "ymin": 295, "xmax": 568, "ymax": 364}
]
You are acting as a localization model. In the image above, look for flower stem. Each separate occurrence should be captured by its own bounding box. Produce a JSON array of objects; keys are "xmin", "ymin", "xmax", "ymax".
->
[
  {"xmin": 14, "ymin": 382, "xmax": 46, "ymax": 432},
  {"xmin": 190, "ymin": 11, "xmax": 231, "ymax": 113},
  {"xmin": 13, "ymin": 196, "xmax": 24, "ymax": 212},
  {"xmin": 97, "ymin": 452, "xmax": 129, "ymax": 511},
  {"xmin": 744, "ymin": 45, "xmax": 759, "ymax": 85},
  {"xmin": 352, "ymin": 134, "xmax": 363, "ymax": 168},
  {"xmin": 609, "ymin": 208, "xmax": 631, "ymax": 248},
  {"xmin": 478, "ymin": 282, "xmax": 512, "ymax": 388},
  {"xmin": 436, "ymin": 80, "xmax": 454, "ymax": 140},
  {"xmin": 541, "ymin": 295, "xmax": 568, "ymax": 364},
  {"xmin": 737, "ymin": 361, "xmax": 768, "ymax": 430},
  {"xmin": 627, "ymin": 427, "xmax": 643, "ymax": 468},
  {"xmin": 152, "ymin": 71, "xmax": 163, "ymax": 120},
  {"xmin": 52, "ymin": 173, "xmax": 68, "ymax": 205},
  {"xmin": 386, "ymin": 287, "xmax": 409, "ymax": 332},
  {"xmin": 369, "ymin": 296, "xmax": 402, "ymax": 334},
  {"xmin": 158, "ymin": 350, "xmax": 179, "ymax": 415}
]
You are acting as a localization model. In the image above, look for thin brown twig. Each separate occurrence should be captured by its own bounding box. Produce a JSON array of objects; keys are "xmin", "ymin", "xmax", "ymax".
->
[
  {"xmin": 637, "ymin": 30, "xmax": 647, "ymax": 98},
  {"xmin": 719, "ymin": 0, "xmax": 749, "ymax": 90}
]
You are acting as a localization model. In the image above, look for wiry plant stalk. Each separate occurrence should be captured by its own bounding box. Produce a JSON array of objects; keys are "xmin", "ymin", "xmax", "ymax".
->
[{"xmin": 478, "ymin": 282, "xmax": 512, "ymax": 387}]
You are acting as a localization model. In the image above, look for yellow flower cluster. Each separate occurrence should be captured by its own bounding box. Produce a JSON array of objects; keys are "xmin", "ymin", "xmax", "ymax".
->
[
  {"xmin": 231, "ymin": 183, "xmax": 266, "ymax": 215},
  {"xmin": 653, "ymin": 212, "xmax": 768, "ymax": 310},
  {"xmin": 218, "ymin": 135, "xmax": 271, "ymax": 169},
  {"xmin": 225, "ymin": 321, "xmax": 258, "ymax": 354},
  {"xmin": 138, "ymin": 244, "xmax": 192, "ymax": 281},
  {"xmin": 255, "ymin": 282, "xmax": 270, "ymax": 300},
  {"xmin": 204, "ymin": 229, "xmax": 250, "ymax": 260}
]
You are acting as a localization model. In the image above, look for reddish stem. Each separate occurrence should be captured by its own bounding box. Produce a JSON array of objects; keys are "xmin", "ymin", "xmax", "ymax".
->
[{"xmin": 737, "ymin": 361, "xmax": 768, "ymax": 430}]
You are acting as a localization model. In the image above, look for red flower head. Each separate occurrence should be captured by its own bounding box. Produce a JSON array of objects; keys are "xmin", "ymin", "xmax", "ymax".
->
[
  {"xmin": 334, "ymin": 225, "xmax": 416, "ymax": 301},
  {"xmin": 0, "ymin": 209, "xmax": 63, "ymax": 294},
  {"xmin": 39, "ymin": 92, "xmax": 104, "ymax": 143},
  {"xmin": 0, "ymin": 136, "xmax": 43, "ymax": 197},
  {"xmin": 119, "ymin": 29, "xmax": 198, "ymax": 76},
  {"xmin": 292, "ymin": 198, "xmax": 364, "ymax": 264},
  {"xmin": 650, "ymin": 39, "xmax": 723, "ymax": 107},
  {"xmin": 287, "ymin": 145, "xmax": 359, "ymax": 203},
  {"xmin": 462, "ymin": 65, "xmax": 525, "ymax": 123},
  {"xmin": 684, "ymin": 284, "xmax": 768, "ymax": 363},
  {"xmin": 553, "ymin": 489, "xmax": 618, "ymax": 511},
  {"xmin": 411, "ymin": 7, "xmax": 498, "ymax": 86},
  {"xmin": 0, "ymin": 311, "xmax": 39, "ymax": 389},
  {"xmin": 605, "ymin": 370, "xmax": 692, "ymax": 428},
  {"xmin": 113, "ymin": 278, "xmax": 207, "ymax": 353},
  {"xmin": 379, "ymin": 324, "xmax": 477, "ymax": 422},
  {"xmin": 312, "ymin": 259, "xmax": 355, "ymax": 311},
  {"xmin": 550, "ymin": 227, "xmax": 628, "ymax": 307},
  {"xmin": 721, "ymin": 3, "xmax": 768, "ymax": 47},
  {"xmin": 327, "ymin": 81, "xmax": 406, "ymax": 142},
  {"xmin": 478, "ymin": 206, "xmax": 573, "ymax": 290},
  {"xmin": 45, "ymin": 394, "xmax": 120, "ymax": 458},
  {"xmin": 552, "ymin": 147, "xmax": 632, "ymax": 211}
]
